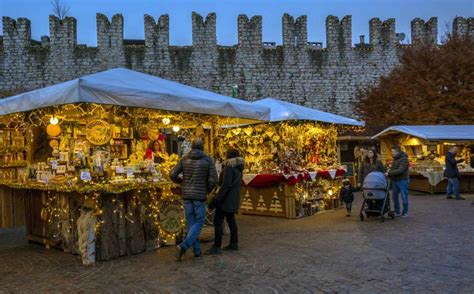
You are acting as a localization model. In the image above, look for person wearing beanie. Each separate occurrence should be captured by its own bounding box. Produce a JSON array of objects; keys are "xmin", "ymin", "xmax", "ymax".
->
[{"xmin": 170, "ymin": 138, "xmax": 218, "ymax": 261}]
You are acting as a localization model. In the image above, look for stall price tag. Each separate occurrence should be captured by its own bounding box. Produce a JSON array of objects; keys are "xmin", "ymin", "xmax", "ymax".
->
[
  {"xmin": 126, "ymin": 168, "xmax": 134, "ymax": 178},
  {"xmin": 116, "ymin": 166, "xmax": 125, "ymax": 174},
  {"xmin": 51, "ymin": 160, "xmax": 58, "ymax": 170},
  {"xmin": 80, "ymin": 171, "xmax": 92, "ymax": 181}
]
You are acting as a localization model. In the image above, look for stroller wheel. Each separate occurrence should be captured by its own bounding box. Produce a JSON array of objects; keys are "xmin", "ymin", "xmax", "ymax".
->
[
  {"xmin": 380, "ymin": 216, "xmax": 385, "ymax": 223},
  {"xmin": 389, "ymin": 211, "xmax": 395, "ymax": 219},
  {"xmin": 360, "ymin": 214, "xmax": 364, "ymax": 221}
]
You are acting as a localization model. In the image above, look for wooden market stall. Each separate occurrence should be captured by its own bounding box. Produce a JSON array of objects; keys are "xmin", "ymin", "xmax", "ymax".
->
[
  {"xmin": 0, "ymin": 68, "xmax": 270, "ymax": 263},
  {"xmin": 373, "ymin": 125, "xmax": 474, "ymax": 193},
  {"xmin": 216, "ymin": 97, "xmax": 364, "ymax": 218}
]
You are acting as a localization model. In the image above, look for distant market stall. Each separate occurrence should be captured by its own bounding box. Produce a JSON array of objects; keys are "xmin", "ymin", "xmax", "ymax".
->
[
  {"xmin": 0, "ymin": 68, "xmax": 270, "ymax": 263},
  {"xmin": 217, "ymin": 97, "xmax": 364, "ymax": 218},
  {"xmin": 373, "ymin": 125, "xmax": 474, "ymax": 193}
]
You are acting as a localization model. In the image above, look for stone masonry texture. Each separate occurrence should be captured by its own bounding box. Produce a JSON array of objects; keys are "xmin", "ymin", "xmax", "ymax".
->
[{"xmin": 0, "ymin": 13, "xmax": 473, "ymax": 118}]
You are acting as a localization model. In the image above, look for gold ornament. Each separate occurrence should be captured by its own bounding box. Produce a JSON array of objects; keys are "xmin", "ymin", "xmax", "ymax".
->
[
  {"xmin": 86, "ymin": 120, "xmax": 112, "ymax": 146},
  {"xmin": 46, "ymin": 124, "xmax": 61, "ymax": 137},
  {"xmin": 49, "ymin": 139, "xmax": 59, "ymax": 149},
  {"xmin": 243, "ymin": 127, "xmax": 253, "ymax": 136},
  {"xmin": 232, "ymin": 128, "xmax": 242, "ymax": 136}
]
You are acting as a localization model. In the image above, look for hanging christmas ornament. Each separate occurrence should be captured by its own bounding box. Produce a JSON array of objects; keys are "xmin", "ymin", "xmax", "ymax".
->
[
  {"xmin": 232, "ymin": 128, "xmax": 242, "ymax": 136},
  {"xmin": 49, "ymin": 139, "xmax": 59, "ymax": 149},
  {"xmin": 243, "ymin": 127, "xmax": 253, "ymax": 136},
  {"xmin": 46, "ymin": 123, "xmax": 61, "ymax": 137}
]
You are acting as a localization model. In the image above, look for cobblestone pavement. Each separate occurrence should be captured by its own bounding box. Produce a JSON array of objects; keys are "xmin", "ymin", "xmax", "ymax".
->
[{"xmin": 1, "ymin": 193, "xmax": 473, "ymax": 293}]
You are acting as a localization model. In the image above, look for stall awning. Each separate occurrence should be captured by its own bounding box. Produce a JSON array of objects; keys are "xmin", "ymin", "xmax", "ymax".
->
[
  {"xmin": 372, "ymin": 125, "xmax": 474, "ymax": 141},
  {"xmin": 0, "ymin": 68, "xmax": 270, "ymax": 121},
  {"xmin": 252, "ymin": 97, "xmax": 364, "ymax": 126}
]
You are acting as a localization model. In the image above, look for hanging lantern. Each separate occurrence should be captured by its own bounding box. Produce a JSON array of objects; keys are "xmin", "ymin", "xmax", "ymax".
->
[{"xmin": 172, "ymin": 126, "xmax": 180, "ymax": 133}]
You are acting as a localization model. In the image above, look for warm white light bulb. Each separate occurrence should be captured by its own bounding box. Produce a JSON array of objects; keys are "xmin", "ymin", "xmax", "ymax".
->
[
  {"xmin": 50, "ymin": 116, "xmax": 59, "ymax": 125},
  {"xmin": 172, "ymin": 125, "xmax": 180, "ymax": 132},
  {"xmin": 162, "ymin": 117, "xmax": 171, "ymax": 125},
  {"xmin": 328, "ymin": 189, "xmax": 333, "ymax": 196}
]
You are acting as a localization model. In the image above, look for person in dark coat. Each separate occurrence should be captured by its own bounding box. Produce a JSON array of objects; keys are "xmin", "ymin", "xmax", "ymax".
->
[
  {"xmin": 170, "ymin": 138, "xmax": 218, "ymax": 260},
  {"xmin": 208, "ymin": 148, "xmax": 244, "ymax": 254},
  {"xmin": 339, "ymin": 179, "xmax": 357, "ymax": 216},
  {"xmin": 385, "ymin": 146, "xmax": 410, "ymax": 217},
  {"xmin": 444, "ymin": 146, "xmax": 465, "ymax": 200},
  {"xmin": 358, "ymin": 148, "xmax": 385, "ymax": 187}
]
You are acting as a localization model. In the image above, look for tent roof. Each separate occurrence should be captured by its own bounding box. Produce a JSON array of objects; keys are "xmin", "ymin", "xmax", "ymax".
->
[
  {"xmin": 252, "ymin": 97, "xmax": 364, "ymax": 126},
  {"xmin": 372, "ymin": 125, "xmax": 474, "ymax": 141},
  {"xmin": 0, "ymin": 68, "xmax": 270, "ymax": 121}
]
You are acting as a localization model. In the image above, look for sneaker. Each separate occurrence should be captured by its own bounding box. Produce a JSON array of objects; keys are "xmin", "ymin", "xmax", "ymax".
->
[
  {"xmin": 401, "ymin": 213, "xmax": 408, "ymax": 218},
  {"xmin": 455, "ymin": 197, "xmax": 466, "ymax": 200},
  {"xmin": 206, "ymin": 246, "xmax": 223, "ymax": 254},
  {"xmin": 223, "ymin": 244, "xmax": 239, "ymax": 251},
  {"xmin": 194, "ymin": 254, "xmax": 203, "ymax": 260},
  {"xmin": 395, "ymin": 212, "xmax": 401, "ymax": 217},
  {"xmin": 446, "ymin": 196, "xmax": 454, "ymax": 199},
  {"xmin": 175, "ymin": 245, "xmax": 186, "ymax": 261}
]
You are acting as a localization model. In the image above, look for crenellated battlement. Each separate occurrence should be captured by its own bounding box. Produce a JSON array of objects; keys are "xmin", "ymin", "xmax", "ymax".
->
[
  {"xmin": 238, "ymin": 15, "xmax": 262, "ymax": 48},
  {"xmin": 453, "ymin": 16, "xmax": 474, "ymax": 38},
  {"xmin": 192, "ymin": 12, "xmax": 216, "ymax": 47},
  {"xmin": 49, "ymin": 15, "xmax": 77, "ymax": 49},
  {"xmin": 4, "ymin": 13, "xmax": 470, "ymax": 56},
  {"xmin": 2, "ymin": 17, "xmax": 31, "ymax": 48},
  {"xmin": 144, "ymin": 14, "xmax": 169, "ymax": 48},
  {"xmin": 326, "ymin": 15, "xmax": 352, "ymax": 51},
  {"xmin": 282, "ymin": 14, "xmax": 307, "ymax": 48},
  {"xmin": 0, "ymin": 13, "xmax": 472, "ymax": 118},
  {"xmin": 411, "ymin": 17, "xmax": 438, "ymax": 45}
]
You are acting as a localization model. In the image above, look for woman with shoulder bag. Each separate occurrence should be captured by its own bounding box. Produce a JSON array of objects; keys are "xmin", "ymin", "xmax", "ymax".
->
[{"xmin": 207, "ymin": 148, "xmax": 244, "ymax": 254}]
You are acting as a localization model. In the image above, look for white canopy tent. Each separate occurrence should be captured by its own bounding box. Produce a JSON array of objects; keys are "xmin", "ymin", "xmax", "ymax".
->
[
  {"xmin": 0, "ymin": 68, "xmax": 270, "ymax": 121},
  {"xmin": 252, "ymin": 97, "xmax": 364, "ymax": 126},
  {"xmin": 372, "ymin": 125, "xmax": 474, "ymax": 141}
]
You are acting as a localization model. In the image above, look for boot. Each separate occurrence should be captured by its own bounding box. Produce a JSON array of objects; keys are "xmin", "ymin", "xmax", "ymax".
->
[
  {"xmin": 206, "ymin": 246, "xmax": 223, "ymax": 254},
  {"xmin": 223, "ymin": 243, "xmax": 239, "ymax": 251},
  {"xmin": 175, "ymin": 245, "xmax": 186, "ymax": 261}
]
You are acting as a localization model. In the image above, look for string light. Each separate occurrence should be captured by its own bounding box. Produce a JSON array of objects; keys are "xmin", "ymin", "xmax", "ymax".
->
[
  {"xmin": 49, "ymin": 116, "xmax": 59, "ymax": 125},
  {"xmin": 162, "ymin": 117, "xmax": 171, "ymax": 125}
]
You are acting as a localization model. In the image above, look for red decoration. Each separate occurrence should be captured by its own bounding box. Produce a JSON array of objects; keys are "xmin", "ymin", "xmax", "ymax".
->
[{"xmin": 245, "ymin": 169, "xmax": 346, "ymax": 188}]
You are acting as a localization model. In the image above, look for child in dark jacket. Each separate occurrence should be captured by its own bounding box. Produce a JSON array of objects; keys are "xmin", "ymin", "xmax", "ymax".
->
[{"xmin": 339, "ymin": 179, "xmax": 357, "ymax": 216}]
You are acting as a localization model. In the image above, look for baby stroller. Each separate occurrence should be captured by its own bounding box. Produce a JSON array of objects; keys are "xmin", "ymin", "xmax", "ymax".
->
[{"xmin": 359, "ymin": 172, "xmax": 395, "ymax": 222}]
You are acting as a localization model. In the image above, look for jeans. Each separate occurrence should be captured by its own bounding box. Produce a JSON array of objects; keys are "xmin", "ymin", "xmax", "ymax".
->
[
  {"xmin": 213, "ymin": 207, "xmax": 238, "ymax": 248},
  {"xmin": 344, "ymin": 201, "xmax": 352, "ymax": 212},
  {"xmin": 181, "ymin": 200, "xmax": 206, "ymax": 256},
  {"xmin": 447, "ymin": 177, "xmax": 461, "ymax": 199},
  {"xmin": 392, "ymin": 179, "xmax": 409, "ymax": 215}
]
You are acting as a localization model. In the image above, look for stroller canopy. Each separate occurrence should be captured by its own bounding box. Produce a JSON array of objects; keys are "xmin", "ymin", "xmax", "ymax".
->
[{"xmin": 363, "ymin": 172, "xmax": 387, "ymax": 190}]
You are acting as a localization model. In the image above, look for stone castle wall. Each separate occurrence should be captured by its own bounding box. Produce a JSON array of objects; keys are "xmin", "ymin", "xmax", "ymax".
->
[{"xmin": 0, "ymin": 13, "xmax": 473, "ymax": 118}]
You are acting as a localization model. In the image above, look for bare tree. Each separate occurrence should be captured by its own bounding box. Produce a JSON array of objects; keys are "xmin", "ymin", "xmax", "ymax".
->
[{"xmin": 50, "ymin": 0, "xmax": 70, "ymax": 20}]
